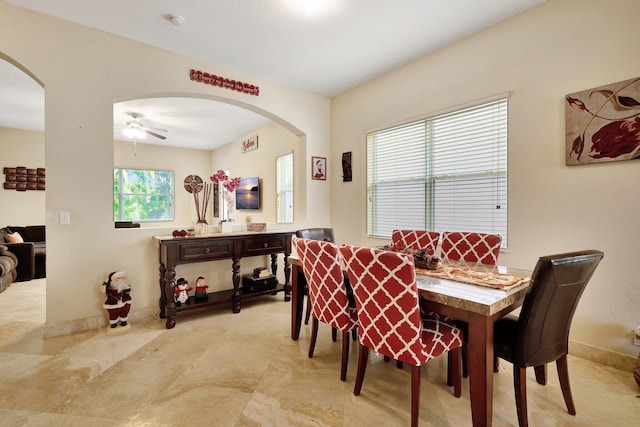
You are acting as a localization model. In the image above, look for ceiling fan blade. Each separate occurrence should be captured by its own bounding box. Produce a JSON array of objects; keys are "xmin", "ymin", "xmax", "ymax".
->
[
  {"xmin": 142, "ymin": 125, "xmax": 168, "ymax": 133},
  {"xmin": 144, "ymin": 129, "xmax": 167, "ymax": 140}
]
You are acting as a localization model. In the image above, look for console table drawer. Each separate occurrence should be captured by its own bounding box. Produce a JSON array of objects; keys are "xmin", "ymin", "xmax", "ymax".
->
[
  {"xmin": 180, "ymin": 240, "xmax": 234, "ymax": 262},
  {"xmin": 242, "ymin": 235, "xmax": 287, "ymax": 256}
]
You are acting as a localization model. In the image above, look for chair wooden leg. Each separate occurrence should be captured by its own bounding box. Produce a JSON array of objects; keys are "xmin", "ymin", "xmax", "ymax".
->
[
  {"xmin": 556, "ymin": 355, "xmax": 576, "ymax": 415},
  {"xmin": 534, "ymin": 364, "xmax": 547, "ymax": 385},
  {"xmin": 411, "ymin": 365, "xmax": 421, "ymax": 427},
  {"xmin": 332, "ymin": 327, "xmax": 338, "ymax": 342},
  {"xmin": 513, "ymin": 365, "xmax": 528, "ymax": 427},
  {"xmin": 397, "ymin": 360, "xmax": 403, "ymax": 369},
  {"xmin": 383, "ymin": 355, "xmax": 390, "ymax": 363},
  {"xmin": 304, "ymin": 294, "xmax": 311, "ymax": 325},
  {"xmin": 447, "ymin": 351, "xmax": 453, "ymax": 386},
  {"xmin": 494, "ymin": 355, "xmax": 500, "ymax": 373},
  {"xmin": 354, "ymin": 345, "xmax": 369, "ymax": 396},
  {"xmin": 448, "ymin": 344, "xmax": 467, "ymax": 384},
  {"xmin": 462, "ymin": 343, "xmax": 468, "ymax": 378},
  {"xmin": 308, "ymin": 317, "xmax": 319, "ymax": 358},
  {"xmin": 352, "ymin": 328, "xmax": 357, "ymax": 341},
  {"xmin": 450, "ymin": 347, "xmax": 462, "ymax": 398},
  {"xmin": 340, "ymin": 330, "xmax": 350, "ymax": 381}
]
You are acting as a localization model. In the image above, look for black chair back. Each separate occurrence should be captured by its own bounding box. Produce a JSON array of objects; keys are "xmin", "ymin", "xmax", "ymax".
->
[
  {"xmin": 515, "ymin": 250, "xmax": 603, "ymax": 367},
  {"xmin": 295, "ymin": 228, "xmax": 336, "ymax": 243}
]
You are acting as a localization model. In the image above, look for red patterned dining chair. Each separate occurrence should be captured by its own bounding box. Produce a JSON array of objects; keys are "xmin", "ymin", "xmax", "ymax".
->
[
  {"xmin": 439, "ymin": 231, "xmax": 502, "ymax": 381},
  {"xmin": 292, "ymin": 237, "xmax": 358, "ymax": 381},
  {"xmin": 295, "ymin": 228, "xmax": 336, "ymax": 326},
  {"xmin": 339, "ymin": 244, "xmax": 463, "ymax": 427},
  {"xmin": 493, "ymin": 250, "xmax": 603, "ymax": 427},
  {"xmin": 440, "ymin": 231, "xmax": 502, "ymax": 265},
  {"xmin": 391, "ymin": 229, "xmax": 440, "ymax": 255}
]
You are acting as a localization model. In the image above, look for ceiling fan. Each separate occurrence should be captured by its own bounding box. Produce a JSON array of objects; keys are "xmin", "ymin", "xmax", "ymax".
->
[{"xmin": 123, "ymin": 112, "xmax": 168, "ymax": 140}]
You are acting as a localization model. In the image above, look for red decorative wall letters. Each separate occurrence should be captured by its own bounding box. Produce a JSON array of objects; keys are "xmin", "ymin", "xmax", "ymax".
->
[{"xmin": 190, "ymin": 69, "xmax": 260, "ymax": 96}]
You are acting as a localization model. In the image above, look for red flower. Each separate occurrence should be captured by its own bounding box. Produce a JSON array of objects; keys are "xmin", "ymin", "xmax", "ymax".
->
[
  {"xmin": 210, "ymin": 170, "xmax": 228, "ymax": 184},
  {"xmin": 224, "ymin": 177, "xmax": 241, "ymax": 192},
  {"xmin": 566, "ymin": 96, "xmax": 590, "ymax": 113},
  {"xmin": 590, "ymin": 117, "xmax": 640, "ymax": 159}
]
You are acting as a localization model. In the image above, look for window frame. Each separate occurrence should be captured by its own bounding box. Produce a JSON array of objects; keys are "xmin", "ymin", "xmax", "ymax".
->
[
  {"xmin": 366, "ymin": 97, "xmax": 508, "ymax": 246},
  {"xmin": 276, "ymin": 152, "xmax": 294, "ymax": 223},
  {"xmin": 114, "ymin": 167, "xmax": 175, "ymax": 223}
]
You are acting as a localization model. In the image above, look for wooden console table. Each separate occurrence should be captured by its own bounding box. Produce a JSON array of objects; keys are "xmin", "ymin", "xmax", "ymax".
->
[{"xmin": 154, "ymin": 230, "xmax": 292, "ymax": 329}]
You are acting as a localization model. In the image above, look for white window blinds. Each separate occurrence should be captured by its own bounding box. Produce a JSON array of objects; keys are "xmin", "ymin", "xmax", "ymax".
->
[
  {"xmin": 367, "ymin": 98, "xmax": 508, "ymax": 246},
  {"xmin": 276, "ymin": 152, "xmax": 294, "ymax": 223}
]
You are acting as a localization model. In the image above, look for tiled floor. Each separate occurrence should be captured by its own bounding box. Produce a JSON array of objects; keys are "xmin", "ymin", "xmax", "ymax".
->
[{"xmin": 0, "ymin": 279, "xmax": 638, "ymax": 426}]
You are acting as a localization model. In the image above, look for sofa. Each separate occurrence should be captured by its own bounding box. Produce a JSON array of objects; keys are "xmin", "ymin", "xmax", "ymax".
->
[
  {"xmin": 0, "ymin": 244, "xmax": 18, "ymax": 292},
  {"xmin": 0, "ymin": 225, "xmax": 46, "ymax": 281}
]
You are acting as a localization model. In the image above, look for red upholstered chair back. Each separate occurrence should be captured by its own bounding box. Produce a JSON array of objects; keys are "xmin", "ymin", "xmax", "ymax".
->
[
  {"xmin": 292, "ymin": 237, "xmax": 356, "ymax": 332},
  {"xmin": 339, "ymin": 244, "xmax": 459, "ymax": 366},
  {"xmin": 391, "ymin": 230, "xmax": 440, "ymax": 255},
  {"xmin": 441, "ymin": 231, "xmax": 502, "ymax": 265}
]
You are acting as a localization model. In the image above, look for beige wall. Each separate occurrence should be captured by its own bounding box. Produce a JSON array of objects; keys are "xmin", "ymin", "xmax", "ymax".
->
[
  {"xmin": 0, "ymin": 127, "xmax": 45, "ymax": 226},
  {"xmin": 0, "ymin": 3, "xmax": 331, "ymax": 334},
  {"xmin": 331, "ymin": 0, "xmax": 640, "ymax": 365},
  {"xmin": 211, "ymin": 122, "xmax": 299, "ymax": 226}
]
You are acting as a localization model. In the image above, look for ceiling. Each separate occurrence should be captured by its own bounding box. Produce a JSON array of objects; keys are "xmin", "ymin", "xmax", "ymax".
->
[{"xmin": 1, "ymin": 0, "xmax": 546, "ymax": 150}]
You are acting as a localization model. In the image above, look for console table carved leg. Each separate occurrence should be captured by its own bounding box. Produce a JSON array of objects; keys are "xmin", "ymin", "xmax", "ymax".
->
[
  {"xmin": 159, "ymin": 264, "xmax": 167, "ymax": 318},
  {"xmin": 232, "ymin": 258, "xmax": 241, "ymax": 313},
  {"xmin": 161, "ymin": 265, "xmax": 177, "ymax": 329},
  {"xmin": 283, "ymin": 253, "xmax": 291, "ymax": 301}
]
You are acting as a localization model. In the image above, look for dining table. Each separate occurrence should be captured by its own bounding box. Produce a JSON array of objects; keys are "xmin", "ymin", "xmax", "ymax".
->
[{"xmin": 289, "ymin": 255, "xmax": 532, "ymax": 427}]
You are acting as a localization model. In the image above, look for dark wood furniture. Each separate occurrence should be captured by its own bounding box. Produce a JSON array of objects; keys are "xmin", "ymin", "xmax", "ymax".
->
[
  {"xmin": 290, "ymin": 257, "xmax": 532, "ymax": 427},
  {"xmin": 155, "ymin": 230, "xmax": 292, "ymax": 329}
]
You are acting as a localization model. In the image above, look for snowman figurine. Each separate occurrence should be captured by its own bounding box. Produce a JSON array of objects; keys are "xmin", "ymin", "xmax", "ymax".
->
[{"xmin": 174, "ymin": 277, "xmax": 192, "ymax": 307}]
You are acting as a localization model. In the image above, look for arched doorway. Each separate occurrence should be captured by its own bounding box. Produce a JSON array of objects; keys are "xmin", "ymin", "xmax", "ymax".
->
[{"xmin": 0, "ymin": 55, "xmax": 46, "ymax": 325}]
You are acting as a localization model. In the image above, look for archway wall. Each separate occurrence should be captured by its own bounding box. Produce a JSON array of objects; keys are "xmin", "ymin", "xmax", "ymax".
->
[{"xmin": 0, "ymin": 3, "xmax": 331, "ymax": 329}]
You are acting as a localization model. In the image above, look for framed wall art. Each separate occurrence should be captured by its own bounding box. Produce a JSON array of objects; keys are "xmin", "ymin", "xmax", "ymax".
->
[
  {"xmin": 311, "ymin": 156, "xmax": 326, "ymax": 180},
  {"xmin": 3, "ymin": 166, "xmax": 45, "ymax": 191},
  {"xmin": 565, "ymin": 76, "xmax": 640, "ymax": 165}
]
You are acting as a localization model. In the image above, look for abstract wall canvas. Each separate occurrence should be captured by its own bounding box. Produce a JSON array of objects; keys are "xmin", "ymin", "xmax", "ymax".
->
[{"xmin": 565, "ymin": 76, "xmax": 640, "ymax": 165}]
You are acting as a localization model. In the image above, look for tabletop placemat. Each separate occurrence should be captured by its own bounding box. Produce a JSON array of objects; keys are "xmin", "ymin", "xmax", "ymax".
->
[{"xmin": 416, "ymin": 264, "xmax": 529, "ymax": 290}]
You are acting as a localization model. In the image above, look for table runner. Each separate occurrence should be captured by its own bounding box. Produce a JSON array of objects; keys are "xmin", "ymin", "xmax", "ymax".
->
[{"xmin": 416, "ymin": 264, "xmax": 529, "ymax": 290}]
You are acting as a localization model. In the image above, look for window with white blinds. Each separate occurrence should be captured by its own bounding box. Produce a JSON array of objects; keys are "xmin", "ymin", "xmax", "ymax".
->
[
  {"xmin": 276, "ymin": 152, "xmax": 294, "ymax": 223},
  {"xmin": 367, "ymin": 98, "xmax": 508, "ymax": 246}
]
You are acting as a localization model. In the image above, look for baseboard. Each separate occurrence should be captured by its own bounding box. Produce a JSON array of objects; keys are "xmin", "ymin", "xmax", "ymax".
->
[
  {"xmin": 43, "ymin": 306, "xmax": 157, "ymax": 338},
  {"xmin": 570, "ymin": 340, "xmax": 636, "ymax": 373}
]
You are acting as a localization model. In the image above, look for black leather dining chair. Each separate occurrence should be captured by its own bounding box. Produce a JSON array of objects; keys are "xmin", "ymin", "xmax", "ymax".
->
[{"xmin": 493, "ymin": 249, "xmax": 604, "ymax": 427}]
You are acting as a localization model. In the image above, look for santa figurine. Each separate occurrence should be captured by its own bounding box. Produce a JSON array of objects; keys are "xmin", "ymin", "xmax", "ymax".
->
[
  {"xmin": 101, "ymin": 271, "xmax": 132, "ymax": 329},
  {"xmin": 174, "ymin": 277, "xmax": 192, "ymax": 307},
  {"xmin": 194, "ymin": 276, "xmax": 210, "ymax": 302}
]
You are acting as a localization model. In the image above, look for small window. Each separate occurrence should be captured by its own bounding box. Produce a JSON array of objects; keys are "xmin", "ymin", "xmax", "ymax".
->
[
  {"xmin": 114, "ymin": 168, "xmax": 174, "ymax": 222},
  {"xmin": 276, "ymin": 152, "xmax": 294, "ymax": 223}
]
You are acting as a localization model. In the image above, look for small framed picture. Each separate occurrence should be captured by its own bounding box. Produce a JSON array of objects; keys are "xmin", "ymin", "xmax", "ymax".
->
[{"xmin": 311, "ymin": 156, "xmax": 326, "ymax": 180}]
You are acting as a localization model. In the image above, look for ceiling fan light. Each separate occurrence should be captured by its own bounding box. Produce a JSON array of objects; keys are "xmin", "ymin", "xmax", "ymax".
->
[{"xmin": 124, "ymin": 127, "xmax": 146, "ymax": 140}]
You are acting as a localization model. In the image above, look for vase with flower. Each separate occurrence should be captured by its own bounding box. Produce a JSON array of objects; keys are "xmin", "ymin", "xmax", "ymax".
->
[{"xmin": 210, "ymin": 170, "xmax": 241, "ymax": 232}]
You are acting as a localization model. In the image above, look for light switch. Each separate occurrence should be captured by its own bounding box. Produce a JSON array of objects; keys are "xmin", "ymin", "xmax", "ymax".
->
[{"xmin": 59, "ymin": 212, "xmax": 71, "ymax": 224}]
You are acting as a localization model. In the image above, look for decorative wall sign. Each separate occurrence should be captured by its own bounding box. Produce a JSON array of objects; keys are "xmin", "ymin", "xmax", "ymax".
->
[
  {"xmin": 342, "ymin": 151, "xmax": 352, "ymax": 182},
  {"xmin": 189, "ymin": 69, "xmax": 260, "ymax": 96},
  {"xmin": 312, "ymin": 156, "xmax": 326, "ymax": 181},
  {"xmin": 3, "ymin": 166, "xmax": 45, "ymax": 191},
  {"xmin": 241, "ymin": 136, "xmax": 258, "ymax": 153},
  {"xmin": 565, "ymin": 76, "xmax": 640, "ymax": 165}
]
